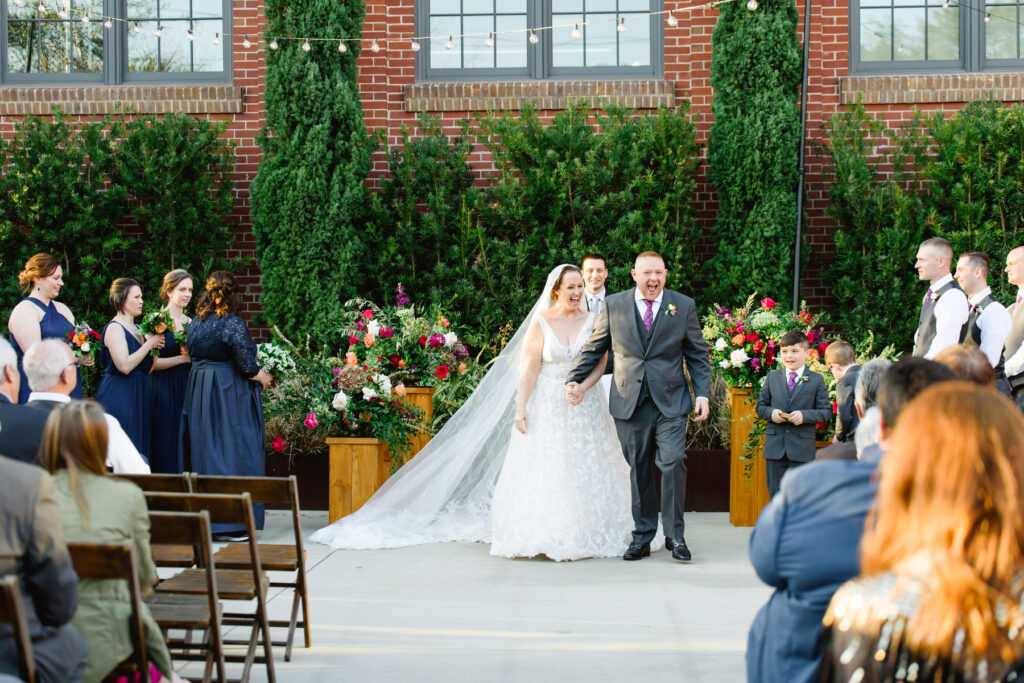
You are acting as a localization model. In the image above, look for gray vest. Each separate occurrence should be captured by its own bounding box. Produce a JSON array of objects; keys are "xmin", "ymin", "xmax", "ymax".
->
[
  {"xmin": 913, "ymin": 279, "xmax": 962, "ymax": 357},
  {"xmin": 960, "ymin": 292, "xmax": 1006, "ymax": 378},
  {"xmin": 1003, "ymin": 302, "xmax": 1024, "ymax": 377}
]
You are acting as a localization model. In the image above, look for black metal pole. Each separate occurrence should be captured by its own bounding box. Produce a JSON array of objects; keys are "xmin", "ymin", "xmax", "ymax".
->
[{"xmin": 792, "ymin": 0, "xmax": 812, "ymax": 312}]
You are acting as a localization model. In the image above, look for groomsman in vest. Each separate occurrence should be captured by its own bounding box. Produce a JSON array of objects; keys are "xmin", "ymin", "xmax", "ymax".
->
[
  {"xmin": 913, "ymin": 237, "xmax": 969, "ymax": 359},
  {"xmin": 1001, "ymin": 247, "xmax": 1024, "ymax": 410},
  {"xmin": 954, "ymin": 251, "xmax": 1012, "ymax": 395},
  {"xmin": 582, "ymin": 254, "xmax": 613, "ymax": 397}
]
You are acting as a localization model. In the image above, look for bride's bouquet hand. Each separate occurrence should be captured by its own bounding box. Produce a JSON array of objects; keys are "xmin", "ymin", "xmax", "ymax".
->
[{"xmin": 514, "ymin": 410, "xmax": 529, "ymax": 434}]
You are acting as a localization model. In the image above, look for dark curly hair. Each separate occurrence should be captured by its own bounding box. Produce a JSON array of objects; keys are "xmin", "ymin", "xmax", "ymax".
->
[{"xmin": 195, "ymin": 271, "xmax": 240, "ymax": 321}]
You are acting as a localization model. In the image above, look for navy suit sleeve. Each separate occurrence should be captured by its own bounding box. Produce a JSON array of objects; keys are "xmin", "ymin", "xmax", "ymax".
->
[
  {"xmin": 836, "ymin": 376, "xmax": 857, "ymax": 441},
  {"xmin": 755, "ymin": 375, "xmax": 775, "ymax": 422},
  {"xmin": 749, "ymin": 493, "xmax": 786, "ymax": 589},
  {"xmin": 805, "ymin": 375, "xmax": 833, "ymax": 424},
  {"xmin": 568, "ymin": 304, "xmax": 611, "ymax": 385}
]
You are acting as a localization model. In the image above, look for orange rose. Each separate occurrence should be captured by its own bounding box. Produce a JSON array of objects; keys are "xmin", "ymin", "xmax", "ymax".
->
[
  {"xmin": 394, "ymin": 384, "xmax": 407, "ymax": 397},
  {"xmin": 75, "ymin": 332, "xmax": 86, "ymax": 344},
  {"xmin": 155, "ymin": 323, "xmax": 167, "ymax": 334},
  {"xmin": 457, "ymin": 362, "xmax": 467, "ymax": 374},
  {"xmin": 364, "ymin": 334, "xmax": 376, "ymax": 348},
  {"xmin": 731, "ymin": 334, "xmax": 745, "ymax": 346},
  {"xmin": 398, "ymin": 359, "xmax": 406, "ymax": 369},
  {"xmin": 345, "ymin": 352, "xmax": 358, "ymax": 366},
  {"xmin": 808, "ymin": 349, "xmax": 820, "ymax": 360}
]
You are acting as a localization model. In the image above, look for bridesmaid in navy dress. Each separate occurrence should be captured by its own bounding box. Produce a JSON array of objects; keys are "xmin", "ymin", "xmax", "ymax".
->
[
  {"xmin": 7, "ymin": 253, "xmax": 86, "ymax": 402},
  {"xmin": 149, "ymin": 269, "xmax": 193, "ymax": 474},
  {"xmin": 180, "ymin": 272, "xmax": 272, "ymax": 540},
  {"xmin": 95, "ymin": 278, "xmax": 188, "ymax": 462}
]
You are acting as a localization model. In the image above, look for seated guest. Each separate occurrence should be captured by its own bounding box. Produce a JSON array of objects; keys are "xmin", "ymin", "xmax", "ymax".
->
[
  {"xmin": 821, "ymin": 384, "xmax": 1024, "ymax": 682},
  {"xmin": 853, "ymin": 406, "xmax": 882, "ymax": 458},
  {"xmin": 816, "ymin": 357, "xmax": 891, "ymax": 462},
  {"xmin": 0, "ymin": 337, "xmax": 50, "ymax": 465},
  {"xmin": 24, "ymin": 339, "xmax": 149, "ymax": 474},
  {"xmin": 935, "ymin": 344, "xmax": 996, "ymax": 386},
  {"xmin": 41, "ymin": 401, "xmax": 179, "ymax": 683},
  {"xmin": 746, "ymin": 358, "xmax": 955, "ymax": 683},
  {"xmin": 824, "ymin": 341, "xmax": 859, "ymax": 443},
  {"xmin": 0, "ymin": 455, "xmax": 87, "ymax": 683}
]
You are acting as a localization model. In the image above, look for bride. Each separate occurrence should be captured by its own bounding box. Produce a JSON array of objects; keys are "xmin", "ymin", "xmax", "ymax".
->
[{"xmin": 310, "ymin": 264, "xmax": 634, "ymax": 560}]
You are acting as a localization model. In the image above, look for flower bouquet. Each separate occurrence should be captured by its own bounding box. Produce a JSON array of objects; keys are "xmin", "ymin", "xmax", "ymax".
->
[
  {"xmin": 65, "ymin": 323, "xmax": 101, "ymax": 363},
  {"xmin": 257, "ymin": 342, "xmax": 297, "ymax": 376},
  {"xmin": 138, "ymin": 309, "xmax": 174, "ymax": 356}
]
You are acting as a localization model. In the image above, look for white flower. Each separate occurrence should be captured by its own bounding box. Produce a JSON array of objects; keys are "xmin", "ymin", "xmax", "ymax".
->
[
  {"xmin": 80, "ymin": 342, "xmax": 91, "ymax": 353},
  {"xmin": 331, "ymin": 391, "xmax": 349, "ymax": 410},
  {"xmin": 714, "ymin": 338, "xmax": 728, "ymax": 352},
  {"xmin": 374, "ymin": 373, "xmax": 392, "ymax": 395},
  {"xmin": 367, "ymin": 320, "xmax": 381, "ymax": 337},
  {"xmin": 729, "ymin": 349, "xmax": 750, "ymax": 366},
  {"xmin": 444, "ymin": 332, "xmax": 458, "ymax": 346},
  {"xmin": 361, "ymin": 387, "xmax": 377, "ymax": 401},
  {"xmin": 719, "ymin": 359, "xmax": 732, "ymax": 369}
]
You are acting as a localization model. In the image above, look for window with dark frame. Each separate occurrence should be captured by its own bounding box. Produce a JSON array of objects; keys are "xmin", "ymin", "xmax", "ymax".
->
[
  {"xmin": 419, "ymin": 0, "xmax": 663, "ymax": 80},
  {"xmin": 852, "ymin": 0, "xmax": 1024, "ymax": 72},
  {"xmin": 2, "ymin": 0, "xmax": 231, "ymax": 84}
]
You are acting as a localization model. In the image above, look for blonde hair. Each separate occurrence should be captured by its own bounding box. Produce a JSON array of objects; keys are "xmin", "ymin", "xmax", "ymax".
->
[
  {"xmin": 40, "ymin": 401, "xmax": 110, "ymax": 531},
  {"xmin": 159, "ymin": 269, "xmax": 194, "ymax": 305},
  {"xmin": 861, "ymin": 382, "xmax": 1024, "ymax": 663},
  {"xmin": 18, "ymin": 253, "xmax": 60, "ymax": 293}
]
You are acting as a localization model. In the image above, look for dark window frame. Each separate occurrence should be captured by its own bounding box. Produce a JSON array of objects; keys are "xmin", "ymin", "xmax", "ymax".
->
[{"xmin": 415, "ymin": 0, "xmax": 664, "ymax": 81}]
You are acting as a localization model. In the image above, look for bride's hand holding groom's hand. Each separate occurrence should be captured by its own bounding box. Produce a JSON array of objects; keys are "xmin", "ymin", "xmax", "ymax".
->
[{"xmin": 565, "ymin": 382, "xmax": 583, "ymax": 406}]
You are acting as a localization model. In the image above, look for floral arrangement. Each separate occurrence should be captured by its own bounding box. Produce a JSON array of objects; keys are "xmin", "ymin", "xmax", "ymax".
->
[
  {"xmin": 138, "ymin": 309, "xmax": 175, "ymax": 356},
  {"xmin": 173, "ymin": 317, "xmax": 189, "ymax": 346},
  {"xmin": 703, "ymin": 294, "xmax": 829, "ymax": 389},
  {"xmin": 257, "ymin": 342, "xmax": 297, "ymax": 376},
  {"xmin": 65, "ymin": 323, "xmax": 100, "ymax": 363}
]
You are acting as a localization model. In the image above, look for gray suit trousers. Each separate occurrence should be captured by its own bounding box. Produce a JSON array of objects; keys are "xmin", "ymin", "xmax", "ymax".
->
[{"xmin": 614, "ymin": 397, "xmax": 688, "ymax": 544}]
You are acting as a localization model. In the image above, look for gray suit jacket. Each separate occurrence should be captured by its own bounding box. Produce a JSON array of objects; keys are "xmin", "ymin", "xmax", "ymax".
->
[
  {"xmin": 755, "ymin": 369, "xmax": 832, "ymax": 462},
  {"xmin": 568, "ymin": 288, "xmax": 712, "ymax": 420}
]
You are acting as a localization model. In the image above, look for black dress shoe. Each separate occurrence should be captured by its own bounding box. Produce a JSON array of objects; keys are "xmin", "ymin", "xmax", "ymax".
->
[
  {"xmin": 671, "ymin": 538, "xmax": 692, "ymax": 562},
  {"xmin": 623, "ymin": 542, "xmax": 651, "ymax": 561},
  {"xmin": 665, "ymin": 537, "xmax": 677, "ymax": 551}
]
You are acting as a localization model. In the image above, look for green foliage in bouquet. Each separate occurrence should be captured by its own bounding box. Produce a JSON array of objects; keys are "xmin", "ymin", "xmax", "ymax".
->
[
  {"xmin": 251, "ymin": 0, "xmax": 373, "ymax": 348},
  {"xmin": 706, "ymin": 0, "xmax": 802, "ymax": 305}
]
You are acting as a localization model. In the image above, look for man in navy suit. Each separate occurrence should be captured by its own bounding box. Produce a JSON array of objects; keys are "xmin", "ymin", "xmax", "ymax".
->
[
  {"xmin": 0, "ymin": 337, "xmax": 50, "ymax": 466},
  {"xmin": 745, "ymin": 358, "xmax": 956, "ymax": 683}
]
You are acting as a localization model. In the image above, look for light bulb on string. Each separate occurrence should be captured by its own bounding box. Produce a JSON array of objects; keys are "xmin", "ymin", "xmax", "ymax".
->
[
  {"xmin": 338, "ymin": 39, "xmax": 347, "ymax": 52},
  {"xmin": 132, "ymin": 23, "xmax": 141, "ymax": 33},
  {"xmin": 411, "ymin": 40, "xmax": 420, "ymax": 52},
  {"xmin": 242, "ymin": 34, "xmax": 252, "ymax": 48},
  {"xmin": 943, "ymin": 0, "xmax": 949, "ymax": 6},
  {"xmin": 485, "ymin": 32, "xmax": 494, "ymax": 47},
  {"xmin": 213, "ymin": 32, "xmax": 220, "ymax": 45},
  {"xmin": 104, "ymin": 18, "xmax": 113, "ymax": 28},
  {"xmin": 529, "ymin": 29, "xmax": 539, "ymax": 44},
  {"xmin": 37, "ymin": 2, "xmax": 45, "ymax": 12},
  {"xmin": 269, "ymin": 37, "xmax": 278, "ymax": 49},
  {"xmin": 13, "ymin": 0, "xmax": 22, "ymax": 7},
  {"xmin": 370, "ymin": 38, "xmax": 381, "ymax": 52},
  {"xmin": 80, "ymin": 15, "xmax": 89, "ymax": 23},
  {"xmin": 666, "ymin": 12, "xmax": 678, "ymax": 27},
  {"xmin": 187, "ymin": 29, "xmax": 195, "ymax": 41},
  {"xmin": 617, "ymin": 17, "xmax": 626, "ymax": 32},
  {"xmin": 445, "ymin": 34, "xmax": 453, "ymax": 49},
  {"xmin": 57, "ymin": 10, "xmax": 66, "ymax": 18},
  {"xmin": 747, "ymin": 0, "xmax": 758, "ymax": 10},
  {"xmin": 985, "ymin": 12, "xmax": 991, "ymax": 21},
  {"xmin": 572, "ymin": 23, "xmax": 581, "ymax": 39},
  {"xmin": 302, "ymin": 39, "xmax": 311, "ymax": 51},
  {"xmin": 155, "ymin": 25, "xmax": 163, "ymax": 37}
]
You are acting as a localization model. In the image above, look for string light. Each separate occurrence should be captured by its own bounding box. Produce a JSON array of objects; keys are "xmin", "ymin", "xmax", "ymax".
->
[
  {"xmin": 338, "ymin": 39, "xmax": 347, "ymax": 52},
  {"xmin": 37, "ymin": 2, "xmax": 45, "ymax": 11},
  {"xmin": 747, "ymin": 0, "xmax": 758, "ymax": 9},
  {"xmin": 13, "ymin": 0, "xmax": 22, "ymax": 7},
  {"xmin": 370, "ymin": 38, "xmax": 381, "ymax": 52},
  {"xmin": 528, "ymin": 28, "xmax": 539, "ymax": 44},
  {"xmin": 80, "ymin": 14, "xmax": 89, "ymax": 23},
  {"xmin": 154, "ymin": 25, "xmax": 163, "ymax": 37},
  {"xmin": 301, "ymin": 39, "xmax": 311, "ymax": 51},
  {"xmin": 410, "ymin": 40, "xmax": 420, "ymax": 51},
  {"xmin": 666, "ymin": 12, "xmax": 679, "ymax": 26},
  {"xmin": 485, "ymin": 32, "xmax": 494, "ymax": 47},
  {"xmin": 445, "ymin": 34, "xmax": 454, "ymax": 49},
  {"xmin": 187, "ymin": 29, "xmax": 195, "ymax": 41},
  {"xmin": 985, "ymin": 12, "xmax": 992, "ymax": 21},
  {"xmin": 132, "ymin": 22, "xmax": 141, "ymax": 33},
  {"xmin": 269, "ymin": 37, "xmax": 279, "ymax": 49},
  {"xmin": 572, "ymin": 23, "xmax": 581, "ymax": 39},
  {"xmin": 104, "ymin": 18, "xmax": 112, "ymax": 28},
  {"xmin": 57, "ymin": 9, "xmax": 66, "ymax": 18},
  {"xmin": 943, "ymin": 0, "xmax": 949, "ymax": 7},
  {"xmin": 213, "ymin": 32, "xmax": 220, "ymax": 45},
  {"xmin": 242, "ymin": 34, "xmax": 252, "ymax": 48},
  {"xmin": 617, "ymin": 17, "xmax": 626, "ymax": 32}
]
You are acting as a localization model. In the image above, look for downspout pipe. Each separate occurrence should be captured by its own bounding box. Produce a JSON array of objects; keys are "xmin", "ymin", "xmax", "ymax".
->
[{"xmin": 792, "ymin": 0, "xmax": 813, "ymax": 311}]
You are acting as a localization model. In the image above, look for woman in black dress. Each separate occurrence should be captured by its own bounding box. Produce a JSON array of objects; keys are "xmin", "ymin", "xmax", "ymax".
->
[
  {"xmin": 179, "ymin": 271, "xmax": 272, "ymax": 539},
  {"xmin": 150, "ymin": 269, "xmax": 193, "ymax": 473}
]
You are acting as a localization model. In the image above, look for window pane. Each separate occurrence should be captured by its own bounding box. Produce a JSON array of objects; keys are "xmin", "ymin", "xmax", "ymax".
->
[
  {"xmin": 7, "ymin": 22, "xmax": 32, "ymax": 72},
  {"xmin": 462, "ymin": 0, "xmax": 493, "ymax": 13},
  {"xmin": 70, "ymin": 19, "xmax": 103, "ymax": 71},
  {"xmin": 191, "ymin": 0, "xmax": 223, "ymax": 18},
  {"xmin": 927, "ymin": 5, "xmax": 959, "ymax": 59},
  {"xmin": 430, "ymin": 0, "xmax": 461, "ymax": 14},
  {"xmin": 586, "ymin": 16, "xmax": 617, "ymax": 66},
  {"xmin": 619, "ymin": 13, "xmax": 650, "ymax": 66},
  {"xmin": 893, "ymin": 7, "xmax": 925, "ymax": 59},
  {"xmin": 158, "ymin": 19, "xmax": 190, "ymax": 71},
  {"xmin": 553, "ymin": 0, "xmax": 584, "ymax": 10},
  {"xmin": 552, "ymin": 13, "xmax": 585, "ymax": 67},
  {"xmin": 159, "ymin": 0, "xmax": 191, "ymax": 19},
  {"xmin": 986, "ymin": 5, "xmax": 1018, "ymax": 58},
  {"xmin": 494, "ymin": 14, "xmax": 526, "ymax": 68},
  {"xmin": 193, "ymin": 19, "xmax": 223, "ymax": 70},
  {"xmin": 586, "ymin": 0, "xmax": 617, "ymax": 11},
  {"xmin": 128, "ymin": 25, "xmax": 160, "ymax": 71},
  {"xmin": 861, "ymin": 8, "xmax": 893, "ymax": 60},
  {"xmin": 429, "ymin": 16, "xmax": 462, "ymax": 68},
  {"xmin": 463, "ymin": 14, "xmax": 494, "ymax": 68}
]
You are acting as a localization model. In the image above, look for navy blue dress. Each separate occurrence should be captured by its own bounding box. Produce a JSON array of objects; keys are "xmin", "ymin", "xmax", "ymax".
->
[
  {"xmin": 95, "ymin": 321, "xmax": 153, "ymax": 462},
  {"xmin": 9, "ymin": 297, "xmax": 83, "ymax": 403},
  {"xmin": 150, "ymin": 327, "xmax": 191, "ymax": 474},
  {"xmin": 179, "ymin": 313, "xmax": 264, "ymax": 532}
]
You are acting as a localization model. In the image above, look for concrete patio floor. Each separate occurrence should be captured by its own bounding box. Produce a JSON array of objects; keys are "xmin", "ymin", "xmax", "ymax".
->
[{"xmin": 202, "ymin": 511, "xmax": 770, "ymax": 683}]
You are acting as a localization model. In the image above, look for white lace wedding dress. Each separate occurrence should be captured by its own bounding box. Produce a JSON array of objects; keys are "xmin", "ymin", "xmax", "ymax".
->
[{"xmin": 490, "ymin": 315, "xmax": 633, "ymax": 561}]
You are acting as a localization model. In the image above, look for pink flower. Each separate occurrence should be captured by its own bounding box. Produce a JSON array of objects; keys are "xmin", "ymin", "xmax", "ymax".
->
[
  {"xmin": 457, "ymin": 362, "xmax": 467, "ymax": 374},
  {"xmin": 348, "ymin": 334, "xmax": 359, "ymax": 346},
  {"xmin": 364, "ymin": 334, "xmax": 376, "ymax": 348},
  {"xmin": 345, "ymin": 352, "xmax": 358, "ymax": 366},
  {"xmin": 436, "ymin": 365, "xmax": 449, "ymax": 379},
  {"xmin": 303, "ymin": 413, "xmax": 319, "ymax": 429},
  {"xmin": 380, "ymin": 326, "xmax": 394, "ymax": 339},
  {"xmin": 760, "ymin": 298, "xmax": 776, "ymax": 310},
  {"xmin": 394, "ymin": 383, "xmax": 407, "ymax": 397},
  {"xmin": 438, "ymin": 317, "xmax": 450, "ymax": 328},
  {"xmin": 272, "ymin": 436, "xmax": 286, "ymax": 452},
  {"xmin": 362, "ymin": 310, "xmax": 374, "ymax": 320}
]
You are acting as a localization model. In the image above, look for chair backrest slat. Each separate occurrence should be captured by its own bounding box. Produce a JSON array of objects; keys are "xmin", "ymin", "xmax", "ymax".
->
[
  {"xmin": 118, "ymin": 473, "xmax": 193, "ymax": 493},
  {"xmin": 0, "ymin": 575, "xmax": 36, "ymax": 683}
]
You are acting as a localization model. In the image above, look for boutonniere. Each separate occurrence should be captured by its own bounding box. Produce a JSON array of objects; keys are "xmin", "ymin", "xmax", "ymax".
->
[
  {"xmin": 799, "ymin": 375, "xmax": 809, "ymax": 385},
  {"xmin": 666, "ymin": 303, "xmax": 677, "ymax": 316},
  {"xmin": 931, "ymin": 291, "xmax": 942, "ymax": 303}
]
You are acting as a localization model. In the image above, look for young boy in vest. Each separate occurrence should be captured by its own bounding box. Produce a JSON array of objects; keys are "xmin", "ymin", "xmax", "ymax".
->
[{"xmin": 755, "ymin": 330, "xmax": 832, "ymax": 497}]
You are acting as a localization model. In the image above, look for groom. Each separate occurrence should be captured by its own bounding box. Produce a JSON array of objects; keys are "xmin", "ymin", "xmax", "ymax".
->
[{"xmin": 567, "ymin": 251, "xmax": 711, "ymax": 562}]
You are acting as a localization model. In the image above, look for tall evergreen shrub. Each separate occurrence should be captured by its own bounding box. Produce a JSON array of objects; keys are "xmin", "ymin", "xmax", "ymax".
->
[
  {"xmin": 706, "ymin": 0, "xmax": 802, "ymax": 305},
  {"xmin": 251, "ymin": 0, "xmax": 372, "ymax": 345}
]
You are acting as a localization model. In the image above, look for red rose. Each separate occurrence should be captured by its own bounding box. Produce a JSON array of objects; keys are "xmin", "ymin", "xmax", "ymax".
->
[
  {"xmin": 815, "ymin": 422, "xmax": 827, "ymax": 429},
  {"xmin": 271, "ymin": 436, "xmax": 286, "ymax": 453},
  {"xmin": 818, "ymin": 342, "xmax": 829, "ymax": 356},
  {"xmin": 753, "ymin": 340, "xmax": 766, "ymax": 353},
  {"xmin": 831, "ymin": 399, "xmax": 838, "ymax": 414},
  {"xmin": 362, "ymin": 310, "xmax": 374, "ymax": 320},
  {"xmin": 745, "ymin": 333, "xmax": 759, "ymax": 343},
  {"xmin": 435, "ymin": 365, "xmax": 449, "ymax": 379},
  {"xmin": 348, "ymin": 334, "xmax": 359, "ymax": 346},
  {"xmin": 806, "ymin": 332, "xmax": 815, "ymax": 344},
  {"xmin": 388, "ymin": 354, "xmax": 401, "ymax": 366},
  {"xmin": 760, "ymin": 298, "xmax": 777, "ymax": 310},
  {"xmin": 419, "ymin": 335, "xmax": 428, "ymax": 347}
]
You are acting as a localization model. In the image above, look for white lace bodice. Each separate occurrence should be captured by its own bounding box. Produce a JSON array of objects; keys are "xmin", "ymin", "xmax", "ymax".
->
[{"xmin": 535, "ymin": 313, "xmax": 595, "ymax": 378}]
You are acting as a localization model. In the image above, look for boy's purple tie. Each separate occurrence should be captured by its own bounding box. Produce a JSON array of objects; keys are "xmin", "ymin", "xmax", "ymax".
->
[
  {"xmin": 787, "ymin": 371, "xmax": 797, "ymax": 391},
  {"xmin": 643, "ymin": 299, "xmax": 654, "ymax": 332}
]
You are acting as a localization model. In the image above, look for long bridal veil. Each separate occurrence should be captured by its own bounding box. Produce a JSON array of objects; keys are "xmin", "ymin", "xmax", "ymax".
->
[{"xmin": 310, "ymin": 264, "xmax": 575, "ymax": 550}]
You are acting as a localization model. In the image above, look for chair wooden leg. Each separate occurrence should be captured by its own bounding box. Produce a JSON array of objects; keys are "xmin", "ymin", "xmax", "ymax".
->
[
  {"xmin": 300, "ymin": 573, "xmax": 311, "ymax": 649},
  {"xmin": 257, "ymin": 600, "xmax": 276, "ymax": 683},
  {"xmin": 283, "ymin": 591, "xmax": 300, "ymax": 661},
  {"xmin": 240, "ymin": 623, "xmax": 259, "ymax": 683}
]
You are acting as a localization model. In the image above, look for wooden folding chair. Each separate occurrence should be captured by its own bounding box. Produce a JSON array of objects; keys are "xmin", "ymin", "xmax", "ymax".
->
[
  {"xmin": 190, "ymin": 475, "xmax": 310, "ymax": 660},
  {"xmin": 146, "ymin": 510, "xmax": 226, "ymax": 683},
  {"xmin": 145, "ymin": 493, "xmax": 275, "ymax": 683},
  {"xmin": 66, "ymin": 542, "xmax": 151, "ymax": 683},
  {"xmin": 119, "ymin": 474, "xmax": 197, "ymax": 567},
  {"xmin": 0, "ymin": 575, "xmax": 35, "ymax": 683}
]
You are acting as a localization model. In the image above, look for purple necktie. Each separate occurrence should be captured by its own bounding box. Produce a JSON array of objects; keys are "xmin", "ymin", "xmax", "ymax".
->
[
  {"xmin": 923, "ymin": 289, "xmax": 933, "ymax": 306},
  {"xmin": 787, "ymin": 371, "xmax": 797, "ymax": 391},
  {"xmin": 643, "ymin": 299, "xmax": 655, "ymax": 332}
]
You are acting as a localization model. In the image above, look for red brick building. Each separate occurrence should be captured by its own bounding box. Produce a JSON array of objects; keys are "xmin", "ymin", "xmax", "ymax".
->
[{"xmin": 3, "ymin": 0, "xmax": 1022, "ymax": 312}]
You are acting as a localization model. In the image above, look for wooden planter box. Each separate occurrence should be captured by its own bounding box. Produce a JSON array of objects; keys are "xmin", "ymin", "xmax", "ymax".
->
[
  {"xmin": 326, "ymin": 437, "xmax": 393, "ymax": 523},
  {"xmin": 728, "ymin": 386, "xmax": 771, "ymax": 527},
  {"xmin": 403, "ymin": 386, "xmax": 434, "ymax": 457}
]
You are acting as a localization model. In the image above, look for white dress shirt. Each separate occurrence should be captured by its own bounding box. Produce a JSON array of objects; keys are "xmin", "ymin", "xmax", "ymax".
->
[
  {"xmin": 1005, "ymin": 288, "xmax": 1024, "ymax": 377},
  {"xmin": 634, "ymin": 289, "xmax": 663, "ymax": 319},
  {"xmin": 915, "ymin": 273, "xmax": 969, "ymax": 360},
  {"xmin": 783, "ymin": 365, "xmax": 806, "ymax": 384},
  {"xmin": 586, "ymin": 288, "xmax": 606, "ymax": 316},
  {"xmin": 968, "ymin": 287, "xmax": 1011, "ymax": 368},
  {"xmin": 27, "ymin": 392, "xmax": 151, "ymax": 474}
]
